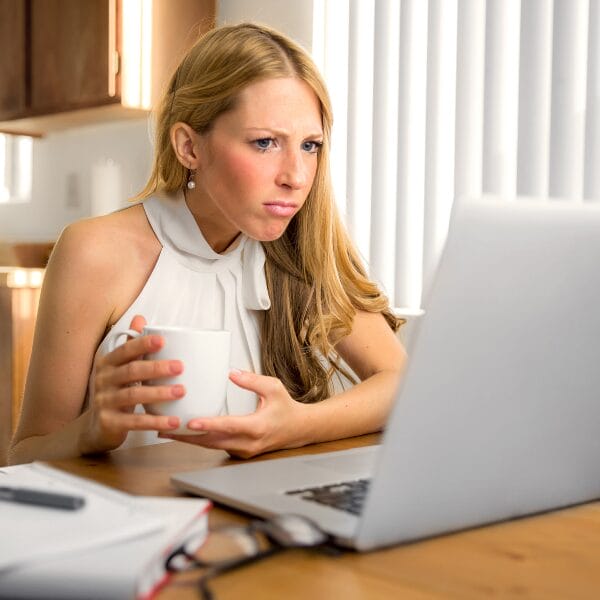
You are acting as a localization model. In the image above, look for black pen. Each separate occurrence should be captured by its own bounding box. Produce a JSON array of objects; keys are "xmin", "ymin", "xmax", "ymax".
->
[{"xmin": 0, "ymin": 486, "xmax": 86, "ymax": 510}]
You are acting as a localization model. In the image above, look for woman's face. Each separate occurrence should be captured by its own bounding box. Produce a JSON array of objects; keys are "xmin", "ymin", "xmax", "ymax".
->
[{"xmin": 189, "ymin": 77, "xmax": 324, "ymax": 252}]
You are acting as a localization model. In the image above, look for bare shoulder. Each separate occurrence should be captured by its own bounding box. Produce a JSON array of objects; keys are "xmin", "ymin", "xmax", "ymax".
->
[
  {"xmin": 54, "ymin": 203, "xmax": 157, "ymax": 269},
  {"xmin": 47, "ymin": 203, "xmax": 161, "ymax": 326}
]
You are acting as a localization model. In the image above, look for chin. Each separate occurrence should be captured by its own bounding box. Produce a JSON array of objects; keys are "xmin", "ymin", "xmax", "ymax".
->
[
  {"xmin": 255, "ymin": 232, "xmax": 286, "ymax": 243},
  {"xmin": 250, "ymin": 223, "xmax": 290, "ymax": 242}
]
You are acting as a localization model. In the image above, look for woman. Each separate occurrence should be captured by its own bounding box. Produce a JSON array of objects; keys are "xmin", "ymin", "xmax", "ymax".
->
[{"xmin": 8, "ymin": 23, "xmax": 405, "ymax": 464}]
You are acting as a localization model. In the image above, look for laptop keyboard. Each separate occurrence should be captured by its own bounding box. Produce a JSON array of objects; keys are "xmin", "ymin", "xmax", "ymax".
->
[{"xmin": 286, "ymin": 479, "xmax": 371, "ymax": 516}]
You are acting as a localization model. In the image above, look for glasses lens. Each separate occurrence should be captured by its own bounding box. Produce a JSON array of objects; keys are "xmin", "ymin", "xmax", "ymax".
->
[
  {"xmin": 168, "ymin": 515, "xmax": 331, "ymax": 574},
  {"xmin": 192, "ymin": 527, "xmax": 261, "ymax": 565},
  {"xmin": 259, "ymin": 514, "xmax": 329, "ymax": 547}
]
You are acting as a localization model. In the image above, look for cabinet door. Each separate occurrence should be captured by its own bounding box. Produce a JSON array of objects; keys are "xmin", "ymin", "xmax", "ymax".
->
[
  {"xmin": 0, "ymin": 0, "xmax": 27, "ymax": 120},
  {"xmin": 30, "ymin": 0, "xmax": 118, "ymax": 114}
]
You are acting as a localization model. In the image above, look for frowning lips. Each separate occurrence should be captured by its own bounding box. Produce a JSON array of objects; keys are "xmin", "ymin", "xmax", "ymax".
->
[{"xmin": 263, "ymin": 201, "xmax": 298, "ymax": 217}]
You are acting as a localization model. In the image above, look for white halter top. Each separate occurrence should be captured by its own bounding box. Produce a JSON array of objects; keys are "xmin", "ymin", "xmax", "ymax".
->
[{"xmin": 92, "ymin": 193, "xmax": 271, "ymax": 446}]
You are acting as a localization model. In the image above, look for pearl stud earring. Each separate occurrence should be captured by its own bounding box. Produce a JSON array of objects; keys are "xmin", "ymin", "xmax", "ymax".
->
[{"xmin": 187, "ymin": 169, "xmax": 196, "ymax": 190}]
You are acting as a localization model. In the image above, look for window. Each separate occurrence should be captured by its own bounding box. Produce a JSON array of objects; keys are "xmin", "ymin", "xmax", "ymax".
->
[
  {"xmin": 0, "ymin": 133, "xmax": 33, "ymax": 204},
  {"xmin": 313, "ymin": 0, "xmax": 600, "ymax": 310}
]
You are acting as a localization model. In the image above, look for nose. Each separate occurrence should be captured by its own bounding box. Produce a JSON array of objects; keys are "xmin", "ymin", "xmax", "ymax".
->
[{"xmin": 276, "ymin": 149, "xmax": 307, "ymax": 190}]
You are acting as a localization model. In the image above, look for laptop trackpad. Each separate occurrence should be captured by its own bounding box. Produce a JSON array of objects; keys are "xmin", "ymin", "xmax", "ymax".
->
[{"xmin": 301, "ymin": 446, "xmax": 380, "ymax": 478}]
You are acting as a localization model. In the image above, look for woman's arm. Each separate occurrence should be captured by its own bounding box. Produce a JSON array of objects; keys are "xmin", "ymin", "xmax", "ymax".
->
[
  {"xmin": 291, "ymin": 309, "xmax": 407, "ymax": 442},
  {"xmin": 161, "ymin": 310, "xmax": 406, "ymax": 457},
  {"xmin": 8, "ymin": 215, "xmax": 184, "ymax": 465},
  {"xmin": 8, "ymin": 220, "xmax": 117, "ymax": 464}
]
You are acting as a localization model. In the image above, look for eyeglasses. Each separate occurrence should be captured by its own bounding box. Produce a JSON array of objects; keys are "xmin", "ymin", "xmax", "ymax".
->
[{"xmin": 165, "ymin": 513, "xmax": 340, "ymax": 599}]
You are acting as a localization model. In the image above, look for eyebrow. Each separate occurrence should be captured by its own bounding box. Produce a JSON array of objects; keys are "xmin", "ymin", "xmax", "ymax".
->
[{"xmin": 245, "ymin": 127, "xmax": 324, "ymax": 139}]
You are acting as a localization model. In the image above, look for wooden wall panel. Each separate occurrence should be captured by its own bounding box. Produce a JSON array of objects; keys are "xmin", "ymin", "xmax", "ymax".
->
[
  {"xmin": 0, "ymin": 287, "xmax": 13, "ymax": 465},
  {"xmin": 11, "ymin": 288, "xmax": 40, "ymax": 431},
  {"xmin": 0, "ymin": 277, "xmax": 41, "ymax": 466}
]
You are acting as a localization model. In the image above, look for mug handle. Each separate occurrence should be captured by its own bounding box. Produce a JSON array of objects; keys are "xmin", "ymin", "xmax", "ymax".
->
[{"xmin": 107, "ymin": 328, "xmax": 142, "ymax": 353}]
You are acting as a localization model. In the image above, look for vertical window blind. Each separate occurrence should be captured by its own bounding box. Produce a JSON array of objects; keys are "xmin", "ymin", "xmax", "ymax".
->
[{"xmin": 312, "ymin": 0, "xmax": 600, "ymax": 311}]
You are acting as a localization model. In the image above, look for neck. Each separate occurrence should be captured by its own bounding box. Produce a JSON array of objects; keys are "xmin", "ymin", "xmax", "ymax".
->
[{"xmin": 184, "ymin": 192, "xmax": 241, "ymax": 254}]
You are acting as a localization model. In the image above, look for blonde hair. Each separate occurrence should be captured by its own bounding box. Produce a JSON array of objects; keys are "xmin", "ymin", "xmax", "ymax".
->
[{"xmin": 137, "ymin": 23, "xmax": 402, "ymax": 403}]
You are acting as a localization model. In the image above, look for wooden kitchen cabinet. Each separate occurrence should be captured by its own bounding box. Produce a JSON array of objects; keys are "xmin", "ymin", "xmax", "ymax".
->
[
  {"xmin": 30, "ymin": 0, "xmax": 119, "ymax": 115},
  {"xmin": 0, "ymin": 0, "xmax": 119, "ymax": 123},
  {"xmin": 0, "ymin": 0, "xmax": 27, "ymax": 120},
  {"xmin": 0, "ymin": 0, "xmax": 216, "ymax": 136}
]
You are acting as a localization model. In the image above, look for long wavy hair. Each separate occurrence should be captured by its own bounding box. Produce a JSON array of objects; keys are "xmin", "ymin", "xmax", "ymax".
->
[{"xmin": 137, "ymin": 23, "xmax": 402, "ymax": 403}]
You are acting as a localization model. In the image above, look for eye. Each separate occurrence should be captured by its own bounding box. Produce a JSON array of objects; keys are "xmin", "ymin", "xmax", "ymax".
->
[
  {"xmin": 302, "ymin": 140, "xmax": 322, "ymax": 154},
  {"xmin": 253, "ymin": 138, "xmax": 276, "ymax": 151}
]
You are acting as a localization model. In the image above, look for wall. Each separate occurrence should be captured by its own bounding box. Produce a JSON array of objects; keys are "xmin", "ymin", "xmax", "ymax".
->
[
  {"xmin": 218, "ymin": 0, "xmax": 314, "ymax": 49},
  {"xmin": 0, "ymin": 118, "xmax": 152, "ymax": 242}
]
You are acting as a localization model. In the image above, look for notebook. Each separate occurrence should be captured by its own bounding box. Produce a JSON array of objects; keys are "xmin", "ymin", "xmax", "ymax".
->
[
  {"xmin": 0, "ymin": 462, "xmax": 210, "ymax": 599},
  {"xmin": 171, "ymin": 197, "xmax": 600, "ymax": 551}
]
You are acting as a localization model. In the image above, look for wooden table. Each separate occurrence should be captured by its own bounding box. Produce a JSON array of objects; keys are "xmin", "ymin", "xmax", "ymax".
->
[{"xmin": 50, "ymin": 435, "xmax": 600, "ymax": 600}]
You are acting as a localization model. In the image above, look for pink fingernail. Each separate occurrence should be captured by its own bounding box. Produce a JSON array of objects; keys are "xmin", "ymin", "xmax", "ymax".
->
[
  {"xmin": 170, "ymin": 361, "xmax": 183, "ymax": 374},
  {"xmin": 168, "ymin": 416, "xmax": 180, "ymax": 428},
  {"xmin": 229, "ymin": 368, "xmax": 242, "ymax": 376},
  {"xmin": 172, "ymin": 385, "xmax": 185, "ymax": 397},
  {"xmin": 150, "ymin": 335, "xmax": 163, "ymax": 348},
  {"xmin": 188, "ymin": 420, "xmax": 204, "ymax": 430}
]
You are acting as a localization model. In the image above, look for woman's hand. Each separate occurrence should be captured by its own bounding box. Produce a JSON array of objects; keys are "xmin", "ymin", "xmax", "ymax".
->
[
  {"xmin": 81, "ymin": 315, "xmax": 185, "ymax": 454},
  {"xmin": 159, "ymin": 370, "xmax": 309, "ymax": 459}
]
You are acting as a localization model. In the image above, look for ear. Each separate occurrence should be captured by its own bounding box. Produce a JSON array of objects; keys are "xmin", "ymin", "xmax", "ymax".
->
[{"xmin": 170, "ymin": 122, "xmax": 202, "ymax": 170}]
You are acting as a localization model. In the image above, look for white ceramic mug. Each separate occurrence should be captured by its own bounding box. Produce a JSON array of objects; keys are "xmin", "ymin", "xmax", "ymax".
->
[{"xmin": 107, "ymin": 325, "xmax": 231, "ymax": 434}]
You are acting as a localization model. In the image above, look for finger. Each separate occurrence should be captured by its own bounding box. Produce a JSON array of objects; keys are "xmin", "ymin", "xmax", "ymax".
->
[
  {"xmin": 100, "ymin": 411, "xmax": 180, "ymax": 432},
  {"xmin": 129, "ymin": 314, "xmax": 147, "ymax": 333},
  {"xmin": 228, "ymin": 369, "xmax": 286, "ymax": 398},
  {"xmin": 185, "ymin": 414, "xmax": 258, "ymax": 435},
  {"xmin": 159, "ymin": 431, "xmax": 256, "ymax": 456},
  {"xmin": 106, "ymin": 383, "xmax": 186, "ymax": 409},
  {"xmin": 110, "ymin": 358, "xmax": 184, "ymax": 386},
  {"xmin": 159, "ymin": 432, "xmax": 231, "ymax": 446},
  {"xmin": 104, "ymin": 333, "xmax": 164, "ymax": 367}
]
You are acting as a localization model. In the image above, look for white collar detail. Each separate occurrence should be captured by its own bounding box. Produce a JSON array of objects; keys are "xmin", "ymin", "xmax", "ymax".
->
[{"xmin": 144, "ymin": 193, "xmax": 271, "ymax": 311}]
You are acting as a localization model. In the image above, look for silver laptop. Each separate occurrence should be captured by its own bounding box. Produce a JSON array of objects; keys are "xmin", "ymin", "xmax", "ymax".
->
[{"xmin": 172, "ymin": 197, "xmax": 600, "ymax": 551}]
